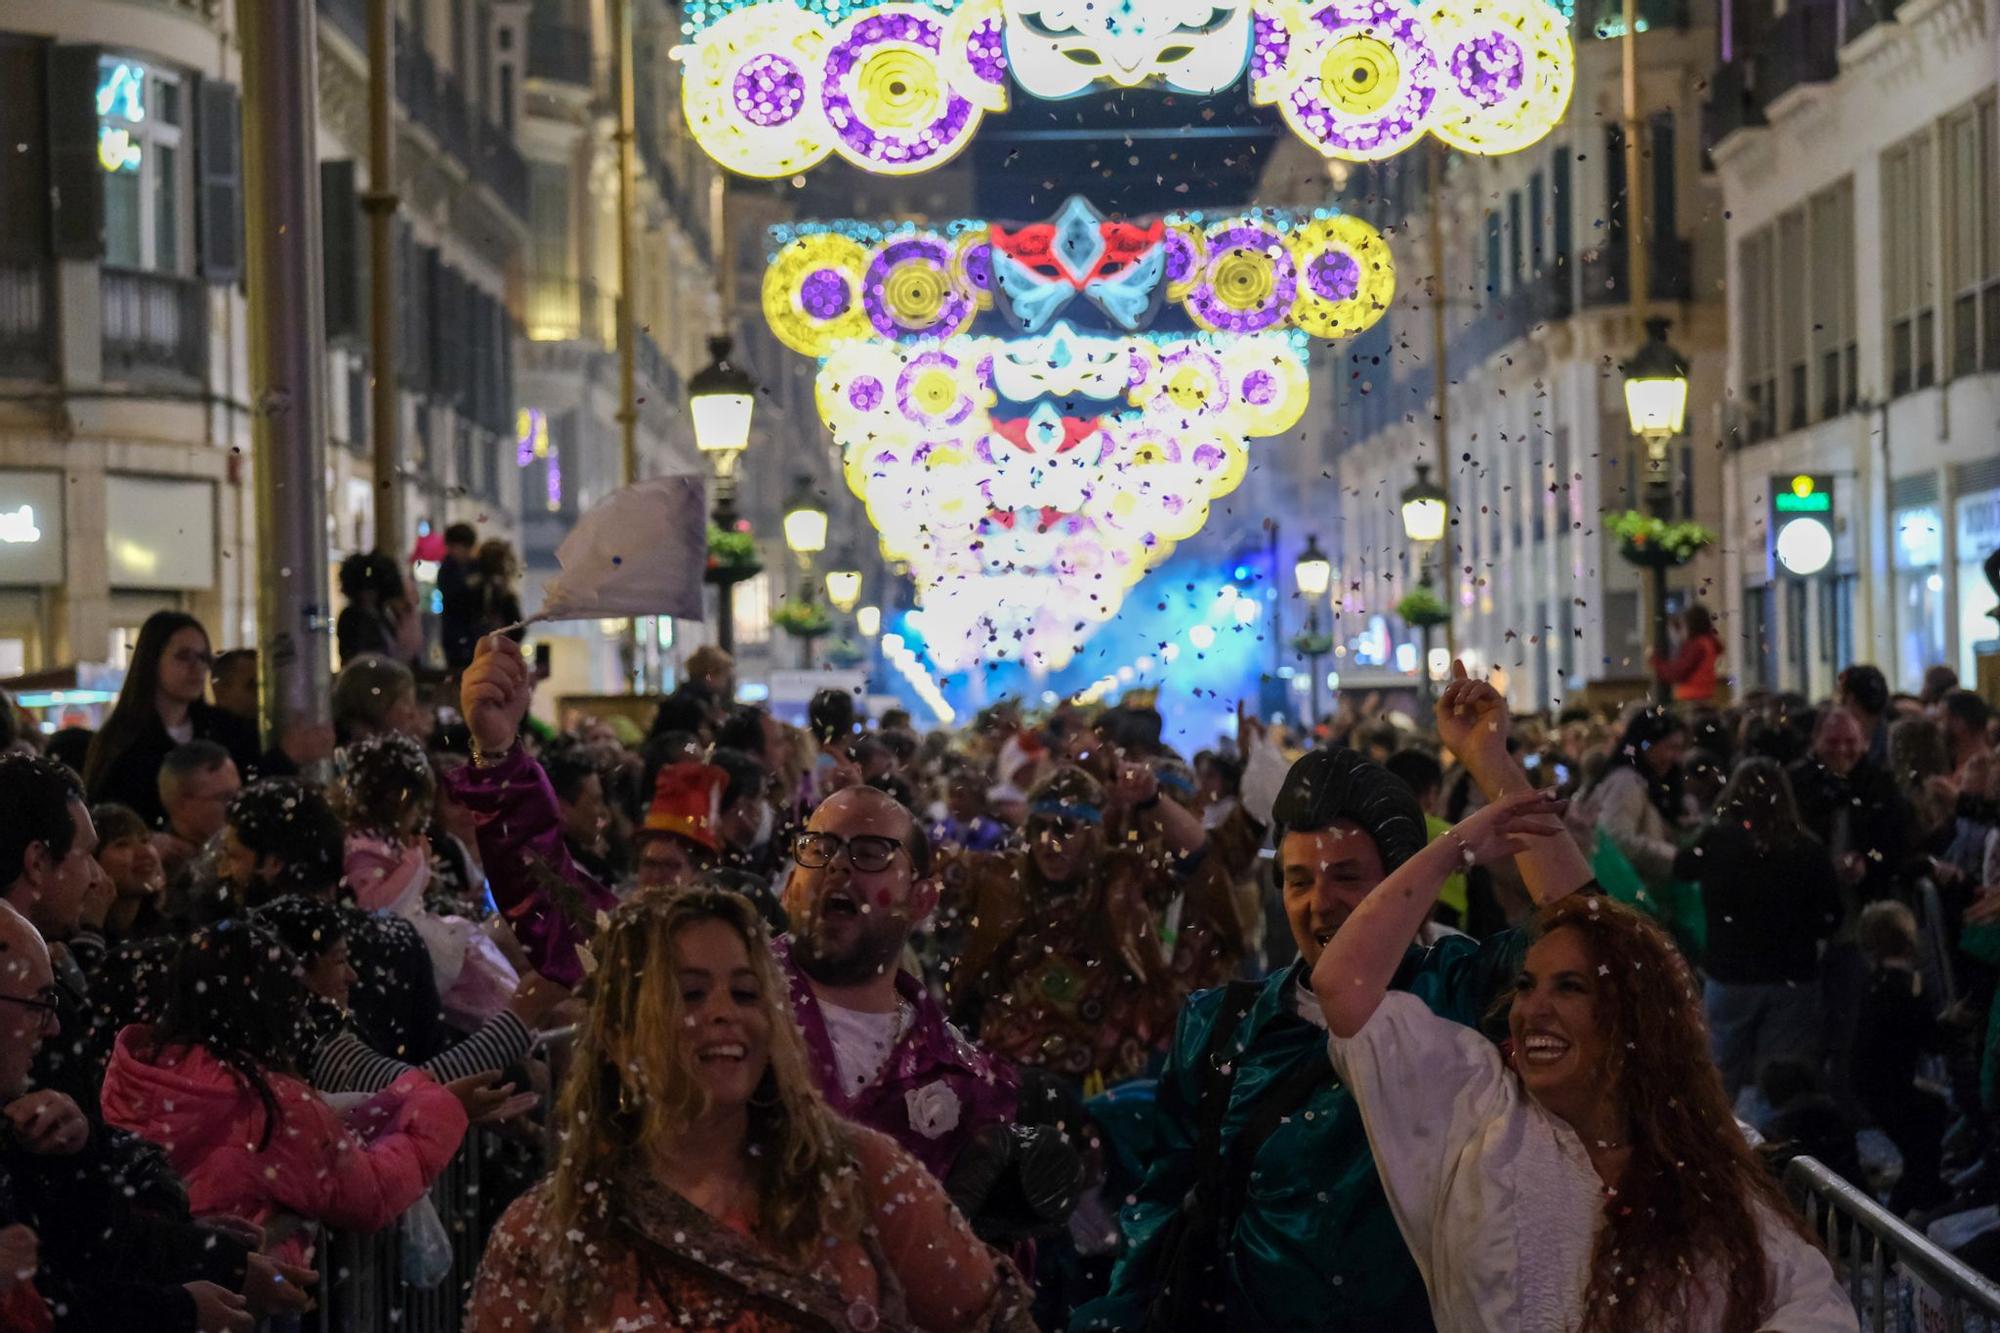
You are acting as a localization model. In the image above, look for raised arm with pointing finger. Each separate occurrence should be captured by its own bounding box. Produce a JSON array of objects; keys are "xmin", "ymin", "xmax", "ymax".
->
[{"xmin": 440, "ymin": 634, "xmax": 618, "ymax": 989}]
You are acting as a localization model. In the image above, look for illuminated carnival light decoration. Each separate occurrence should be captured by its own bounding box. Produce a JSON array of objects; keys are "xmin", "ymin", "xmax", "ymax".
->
[
  {"xmin": 766, "ymin": 197, "xmax": 1394, "ymax": 673},
  {"xmin": 679, "ymin": 0, "xmax": 1573, "ymax": 178}
]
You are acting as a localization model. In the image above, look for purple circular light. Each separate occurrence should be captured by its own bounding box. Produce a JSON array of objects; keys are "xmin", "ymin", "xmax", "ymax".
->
[
  {"xmin": 1242, "ymin": 370, "xmax": 1278, "ymax": 405},
  {"xmin": 1284, "ymin": 0, "xmax": 1439, "ymax": 159},
  {"xmin": 1450, "ymin": 31, "xmax": 1526, "ymax": 108},
  {"xmin": 1307, "ymin": 249, "xmax": 1362, "ymax": 302},
  {"xmin": 799, "ymin": 268, "xmax": 851, "ymax": 319},
  {"xmin": 822, "ymin": 13, "xmax": 977, "ymax": 168},
  {"xmin": 966, "ymin": 16, "xmax": 1008, "ymax": 86},
  {"xmin": 896, "ymin": 349, "xmax": 974, "ymax": 426},
  {"xmin": 848, "ymin": 376, "xmax": 884, "ymax": 412},
  {"xmin": 732, "ymin": 53, "xmax": 807, "ymax": 128},
  {"xmin": 1186, "ymin": 225, "xmax": 1298, "ymax": 335},
  {"xmin": 863, "ymin": 235, "xmax": 970, "ymax": 339},
  {"xmin": 1252, "ymin": 10, "xmax": 1293, "ymax": 84},
  {"xmin": 1162, "ymin": 230, "xmax": 1197, "ymax": 286},
  {"xmin": 960, "ymin": 240, "xmax": 993, "ymax": 295}
]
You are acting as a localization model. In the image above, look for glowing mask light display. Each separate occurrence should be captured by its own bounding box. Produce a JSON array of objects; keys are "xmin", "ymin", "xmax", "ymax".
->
[
  {"xmin": 767, "ymin": 197, "xmax": 1393, "ymax": 672},
  {"xmin": 680, "ymin": 0, "xmax": 1572, "ymax": 177}
]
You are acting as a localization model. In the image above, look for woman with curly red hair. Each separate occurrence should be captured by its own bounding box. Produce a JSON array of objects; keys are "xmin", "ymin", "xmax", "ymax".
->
[{"xmin": 1312, "ymin": 668, "xmax": 1855, "ymax": 1332}]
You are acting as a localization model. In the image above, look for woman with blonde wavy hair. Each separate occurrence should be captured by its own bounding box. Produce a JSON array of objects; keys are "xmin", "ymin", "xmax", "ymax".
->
[{"xmin": 467, "ymin": 882, "xmax": 1035, "ymax": 1333}]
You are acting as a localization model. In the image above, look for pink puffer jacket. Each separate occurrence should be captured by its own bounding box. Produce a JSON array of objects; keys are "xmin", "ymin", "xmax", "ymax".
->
[{"xmin": 100, "ymin": 1024, "xmax": 468, "ymax": 1265}]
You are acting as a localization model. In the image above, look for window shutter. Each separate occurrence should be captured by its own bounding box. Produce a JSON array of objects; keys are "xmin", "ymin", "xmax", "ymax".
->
[
  {"xmin": 196, "ymin": 77, "xmax": 242, "ymax": 283},
  {"xmin": 321, "ymin": 160, "xmax": 362, "ymax": 343},
  {"xmin": 46, "ymin": 44, "xmax": 104, "ymax": 260}
]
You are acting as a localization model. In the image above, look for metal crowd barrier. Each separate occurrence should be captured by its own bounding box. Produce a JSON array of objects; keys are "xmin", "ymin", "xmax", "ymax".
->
[
  {"xmin": 1785, "ymin": 1155, "xmax": 2000, "ymax": 1332},
  {"xmin": 291, "ymin": 1029, "xmax": 578, "ymax": 1333}
]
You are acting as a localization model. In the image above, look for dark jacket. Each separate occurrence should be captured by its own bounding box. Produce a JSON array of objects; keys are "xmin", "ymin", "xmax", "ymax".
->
[
  {"xmin": 1786, "ymin": 757, "xmax": 1913, "ymax": 919},
  {"xmin": 1073, "ymin": 934, "xmax": 1520, "ymax": 1332},
  {"xmin": 87, "ymin": 703, "xmax": 262, "ymax": 827},
  {"xmin": 5, "ymin": 1129, "xmax": 252, "ymax": 1333},
  {"xmin": 1674, "ymin": 825, "xmax": 1841, "ymax": 985}
]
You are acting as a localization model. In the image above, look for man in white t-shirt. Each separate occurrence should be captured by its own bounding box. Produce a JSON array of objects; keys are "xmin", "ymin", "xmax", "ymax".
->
[{"xmin": 776, "ymin": 785, "xmax": 1020, "ymax": 1188}]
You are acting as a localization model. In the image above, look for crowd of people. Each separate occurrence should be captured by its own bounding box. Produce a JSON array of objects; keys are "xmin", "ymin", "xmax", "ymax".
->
[{"xmin": 1, "ymin": 588, "xmax": 1995, "ymax": 1330}]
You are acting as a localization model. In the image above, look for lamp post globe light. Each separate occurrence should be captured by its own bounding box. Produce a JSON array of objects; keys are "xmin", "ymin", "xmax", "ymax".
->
[
  {"xmin": 1622, "ymin": 318, "xmax": 1690, "ymax": 701},
  {"xmin": 1399, "ymin": 463, "xmax": 1449, "ymax": 546},
  {"xmin": 1399, "ymin": 464, "xmax": 1450, "ymax": 702},
  {"xmin": 782, "ymin": 475, "xmax": 829, "ymax": 668},
  {"xmin": 824, "ymin": 552, "xmax": 863, "ymax": 613},
  {"xmin": 1294, "ymin": 534, "xmax": 1333, "ymax": 731},
  {"xmin": 691, "ymin": 335, "xmax": 758, "ymax": 655},
  {"xmin": 782, "ymin": 474, "xmax": 829, "ymax": 562}
]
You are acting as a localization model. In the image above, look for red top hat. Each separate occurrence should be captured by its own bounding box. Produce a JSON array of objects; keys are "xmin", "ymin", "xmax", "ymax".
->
[{"xmin": 640, "ymin": 761, "xmax": 728, "ymax": 853}]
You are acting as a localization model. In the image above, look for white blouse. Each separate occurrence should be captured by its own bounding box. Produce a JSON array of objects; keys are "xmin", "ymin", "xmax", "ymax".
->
[{"xmin": 1327, "ymin": 992, "xmax": 1859, "ymax": 1333}]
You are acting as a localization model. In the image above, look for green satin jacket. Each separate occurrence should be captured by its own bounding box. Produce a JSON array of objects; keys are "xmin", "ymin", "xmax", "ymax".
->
[{"xmin": 1071, "ymin": 931, "xmax": 1521, "ymax": 1333}]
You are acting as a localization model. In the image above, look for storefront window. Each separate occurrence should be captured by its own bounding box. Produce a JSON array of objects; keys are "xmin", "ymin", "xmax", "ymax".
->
[
  {"xmin": 98, "ymin": 56, "xmax": 188, "ymax": 274},
  {"xmin": 1893, "ymin": 505, "xmax": 1947, "ymax": 690},
  {"xmin": 1958, "ymin": 487, "xmax": 2000, "ymax": 680}
]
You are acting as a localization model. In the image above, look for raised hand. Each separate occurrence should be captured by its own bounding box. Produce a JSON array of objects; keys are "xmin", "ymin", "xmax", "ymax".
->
[
  {"xmin": 461, "ymin": 634, "xmax": 532, "ymax": 759},
  {"xmin": 1435, "ymin": 660, "xmax": 1511, "ymax": 773},
  {"xmin": 1439, "ymin": 789, "xmax": 1569, "ymax": 868}
]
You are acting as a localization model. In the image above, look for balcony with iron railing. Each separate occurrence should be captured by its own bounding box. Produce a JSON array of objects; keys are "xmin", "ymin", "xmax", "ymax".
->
[
  {"xmin": 0, "ymin": 263, "xmax": 54, "ymax": 382},
  {"xmin": 525, "ymin": 16, "xmax": 594, "ymax": 87},
  {"xmin": 1760, "ymin": 1, "xmax": 1841, "ymax": 105},
  {"xmin": 1579, "ymin": 237, "xmax": 1695, "ymax": 306},
  {"xmin": 524, "ymin": 273, "xmax": 613, "ymax": 346},
  {"xmin": 101, "ymin": 268, "xmax": 207, "ymax": 387}
]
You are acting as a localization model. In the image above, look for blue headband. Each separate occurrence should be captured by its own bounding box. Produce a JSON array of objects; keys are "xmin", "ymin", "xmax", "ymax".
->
[{"xmin": 1030, "ymin": 800, "xmax": 1103, "ymax": 825}]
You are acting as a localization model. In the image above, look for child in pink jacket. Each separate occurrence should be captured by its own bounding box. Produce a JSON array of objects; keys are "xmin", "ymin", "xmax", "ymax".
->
[{"xmin": 100, "ymin": 920, "xmax": 467, "ymax": 1266}]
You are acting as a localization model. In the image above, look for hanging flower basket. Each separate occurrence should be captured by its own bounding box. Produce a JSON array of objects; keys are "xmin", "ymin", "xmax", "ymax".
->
[
  {"xmin": 1611, "ymin": 511, "xmax": 1716, "ymax": 569},
  {"xmin": 823, "ymin": 637, "xmax": 865, "ymax": 669},
  {"xmin": 773, "ymin": 599, "xmax": 833, "ymax": 639},
  {"xmin": 705, "ymin": 526, "xmax": 762, "ymax": 586},
  {"xmin": 1395, "ymin": 586, "xmax": 1452, "ymax": 629},
  {"xmin": 1291, "ymin": 630, "xmax": 1335, "ymax": 658}
]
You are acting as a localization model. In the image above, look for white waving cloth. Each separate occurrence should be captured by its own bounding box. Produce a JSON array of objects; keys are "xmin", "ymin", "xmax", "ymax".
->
[{"xmin": 535, "ymin": 475, "xmax": 706, "ymax": 622}]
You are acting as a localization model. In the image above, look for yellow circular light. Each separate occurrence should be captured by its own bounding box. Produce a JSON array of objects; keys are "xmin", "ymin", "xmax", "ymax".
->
[
  {"xmin": 910, "ymin": 366, "xmax": 960, "ymax": 415},
  {"xmin": 855, "ymin": 47, "xmax": 942, "ymax": 128},
  {"xmin": 681, "ymin": 6, "xmax": 833, "ymax": 179},
  {"xmin": 1165, "ymin": 222, "xmax": 1209, "ymax": 303},
  {"xmin": 1425, "ymin": 0, "xmax": 1574, "ymax": 156},
  {"xmin": 884, "ymin": 259, "xmax": 949, "ymax": 327},
  {"xmin": 763, "ymin": 233, "xmax": 872, "ymax": 357},
  {"xmin": 1319, "ymin": 34, "xmax": 1400, "ymax": 116},
  {"xmin": 1166, "ymin": 364, "xmax": 1217, "ymax": 411},
  {"xmin": 1791, "ymin": 474, "xmax": 1815, "ymax": 498},
  {"xmin": 1287, "ymin": 214, "xmax": 1396, "ymax": 339},
  {"xmin": 941, "ymin": 0, "xmax": 1010, "ymax": 112},
  {"xmin": 1222, "ymin": 339, "xmax": 1312, "ymax": 436},
  {"xmin": 1211, "ymin": 248, "xmax": 1278, "ymax": 312}
]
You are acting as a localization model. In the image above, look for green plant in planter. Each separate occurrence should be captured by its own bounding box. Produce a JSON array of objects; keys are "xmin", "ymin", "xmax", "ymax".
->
[
  {"xmin": 707, "ymin": 525, "xmax": 758, "ymax": 568},
  {"xmin": 822, "ymin": 637, "xmax": 865, "ymax": 669},
  {"xmin": 772, "ymin": 598, "xmax": 833, "ymax": 638},
  {"xmin": 1291, "ymin": 630, "xmax": 1335, "ymax": 658},
  {"xmin": 1610, "ymin": 511, "xmax": 1716, "ymax": 567},
  {"xmin": 1395, "ymin": 584, "xmax": 1451, "ymax": 628}
]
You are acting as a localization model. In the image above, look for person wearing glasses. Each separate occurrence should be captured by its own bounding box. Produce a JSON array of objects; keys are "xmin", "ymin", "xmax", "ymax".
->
[{"xmin": 777, "ymin": 785, "xmax": 1022, "ymax": 1194}]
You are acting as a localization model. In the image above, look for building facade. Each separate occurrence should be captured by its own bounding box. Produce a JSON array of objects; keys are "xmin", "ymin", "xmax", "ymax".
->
[
  {"xmin": 0, "ymin": 0, "xmax": 531, "ymax": 694},
  {"xmin": 1708, "ymin": 0, "xmax": 1999, "ymax": 697},
  {"xmin": 515, "ymin": 0, "xmax": 727, "ymax": 703},
  {"xmin": 1257, "ymin": 0, "xmax": 1732, "ymax": 712}
]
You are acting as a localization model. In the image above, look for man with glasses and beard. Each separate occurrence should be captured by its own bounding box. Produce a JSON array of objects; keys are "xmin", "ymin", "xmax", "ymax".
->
[{"xmin": 777, "ymin": 785, "xmax": 1018, "ymax": 1187}]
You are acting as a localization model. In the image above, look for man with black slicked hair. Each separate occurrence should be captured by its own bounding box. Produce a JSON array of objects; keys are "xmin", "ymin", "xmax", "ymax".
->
[{"xmin": 1075, "ymin": 669, "xmax": 1594, "ymax": 1333}]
